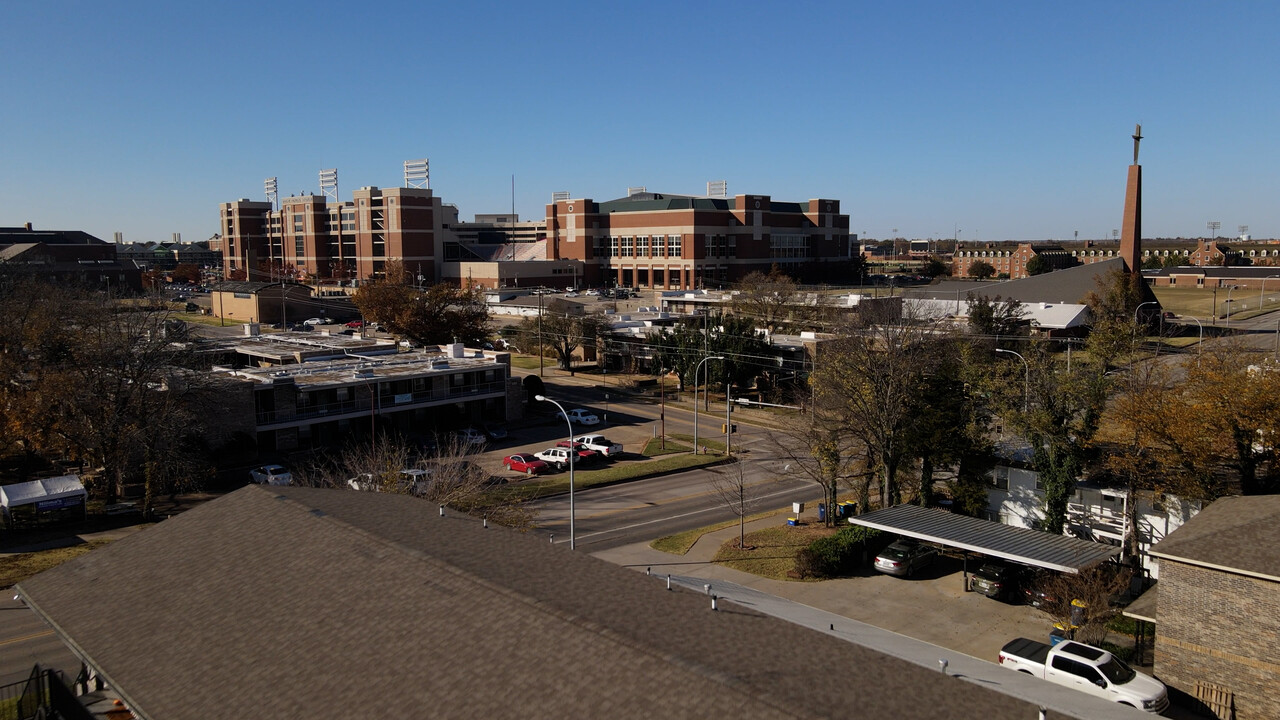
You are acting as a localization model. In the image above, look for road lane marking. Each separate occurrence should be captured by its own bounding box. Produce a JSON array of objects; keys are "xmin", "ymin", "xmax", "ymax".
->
[
  {"xmin": 572, "ymin": 485, "xmax": 823, "ymax": 540},
  {"xmin": 0, "ymin": 629, "xmax": 53, "ymax": 647}
]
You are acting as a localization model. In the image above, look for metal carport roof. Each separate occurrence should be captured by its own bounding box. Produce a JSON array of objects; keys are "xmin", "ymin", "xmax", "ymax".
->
[{"xmin": 848, "ymin": 504, "xmax": 1120, "ymax": 573}]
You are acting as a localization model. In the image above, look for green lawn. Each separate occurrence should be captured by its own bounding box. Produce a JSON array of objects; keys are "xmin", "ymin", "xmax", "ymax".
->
[
  {"xmin": 712, "ymin": 524, "xmax": 836, "ymax": 580},
  {"xmin": 650, "ymin": 509, "xmax": 785, "ymax": 555},
  {"xmin": 1152, "ymin": 285, "xmax": 1280, "ymax": 321}
]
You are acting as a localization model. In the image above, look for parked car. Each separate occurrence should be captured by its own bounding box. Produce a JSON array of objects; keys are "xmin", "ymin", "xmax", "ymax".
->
[
  {"xmin": 1021, "ymin": 569, "xmax": 1060, "ymax": 609},
  {"xmin": 482, "ymin": 424, "xmax": 508, "ymax": 440},
  {"xmin": 454, "ymin": 427, "xmax": 487, "ymax": 446},
  {"xmin": 565, "ymin": 408, "xmax": 600, "ymax": 425},
  {"xmin": 873, "ymin": 539, "xmax": 938, "ymax": 578},
  {"xmin": 502, "ymin": 453, "xmax": 549, "ymax": 476},
  {"xmin": 534, "ymin": 446, "xmax": 599, "ymax": 471},
  {"xmin": 998, "ymin": 638, "xmax": 1168, "ymax": 713},
  {"xmin": 571, "ymin": 434, "xmax": 623, "ymax": 457},
  {"xmin": 583, "ymin": 289, "xmax": 600, "ymax": 296},
  {"xmin": 345, "ymin": 320, "xmax": 364, "ymax": 329},
  {"xmin": 249, "ymin": 464, "xmax": 292, "ymax": 486},
  {"xmin": 302, "ymin": 317, "xmax": 327, "ymax": 326},
  {"xmin": 970, "ymin": 560, "xmax": 1025, "ymax": 600},
  {"xmin": 564, "ymin": 292, "xmax": 579, "ymax": 298}
]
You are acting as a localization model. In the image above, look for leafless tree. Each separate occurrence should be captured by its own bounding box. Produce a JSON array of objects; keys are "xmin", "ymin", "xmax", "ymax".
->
[{"xmin": 707, "ymin": 458, "xmax": 777, "ymax": 548}]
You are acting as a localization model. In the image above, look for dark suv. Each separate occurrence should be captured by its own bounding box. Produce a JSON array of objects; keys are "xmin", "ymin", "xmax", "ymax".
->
[{"xmin": 970, "ymin": 560, "xmax": 1024, "ymax": 601}]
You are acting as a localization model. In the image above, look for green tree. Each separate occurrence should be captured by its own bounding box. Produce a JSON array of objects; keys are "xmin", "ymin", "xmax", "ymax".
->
[
  {"xmin": 966, "ymin": 294, "xmax": 1028, "ymax": 342},
  {"xmin": 921, "ymin": 257, "xmax": 950, "ymax": 278},
  {"xmin": 969, "ymin": 260, "xmax": 996, "ymax": 279},
  {"xmin": 1025, "ymin": 255, "xmax": 1051, "ymax": 276},
  {"xmin": 515, "ymin": 306, "xmax": 610, "ymax": 373},
  {"xmin": 352, "ymin": 261, "xmax": 489, "ymax": 346}
]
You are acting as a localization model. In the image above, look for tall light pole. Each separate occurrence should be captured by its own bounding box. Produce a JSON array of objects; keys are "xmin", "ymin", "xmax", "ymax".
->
[
  {"xmin": 535, "ymin": 394, "xmax": 575, "ymax": 550},
  {"xmin": 692, "ymin": 355, "xmax": 724, "ymax": 455},
  {"xmin": 1134, "ymin": 301, "xmax": 1157, "ymax": 326},
  {"xmin": 995, "ymin": 348, "xmax": 1029, "ymax": 413},
  {"xmin": 1259, "ymin": 275, "xmax": 1279, "ymax": 315},
  {"xmin": 1186, "ymin": 315, "xmax": 1203, "ymax": 363},
  {"xmin": 1225, "ymin": 285, "xmax": 1237, "ymax": 328}
]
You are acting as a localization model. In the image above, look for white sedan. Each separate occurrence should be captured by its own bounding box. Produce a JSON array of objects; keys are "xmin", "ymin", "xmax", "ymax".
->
[
  {"xmin": 566, "ymin": 408, "xmax": 600, "ymax": 425},
  {"xmin": 250, "ymin": 465, "xmax": 292, "ymax": 486}
]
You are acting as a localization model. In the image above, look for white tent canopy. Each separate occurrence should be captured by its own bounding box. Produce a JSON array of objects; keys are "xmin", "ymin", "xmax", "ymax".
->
[{"xmin": 1, "ymin": 475, "xmax": 88, "ymax": 521}]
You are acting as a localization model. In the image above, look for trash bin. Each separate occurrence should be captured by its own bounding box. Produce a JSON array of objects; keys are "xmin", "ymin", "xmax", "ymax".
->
[
  {"xmin": 818, "ymin": 503, "xmax": 826, "ymax": 522},
  {"xmin": 1049, "ymin": 626, "xmax": 1069, "ymax": 646}
]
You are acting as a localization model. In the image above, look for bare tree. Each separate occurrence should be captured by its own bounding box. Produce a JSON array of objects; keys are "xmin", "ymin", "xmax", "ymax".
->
[
  {"xmin": 707, "ymin": 459, "xmax": 777, "ymax": 549},
  {"xmin": 1033, "ymin": 564, "xmax": 1133, "ymax": 647},
  {"xmin": 297, "ymin": 434, "xmax": 536, "ymax": 529}
]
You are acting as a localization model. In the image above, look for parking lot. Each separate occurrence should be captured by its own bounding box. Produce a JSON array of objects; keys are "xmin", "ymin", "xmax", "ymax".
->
[{"xmin": 597, "ymin": 520, "xmax": 1097, "ymax": 666}]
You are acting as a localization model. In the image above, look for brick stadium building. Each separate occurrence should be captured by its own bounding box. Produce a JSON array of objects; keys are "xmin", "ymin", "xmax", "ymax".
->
[
  {"xmin": 219, "ymin": 183, "xmax": 853, "ymax": 291},
  {"xmin": 218, "ymin": 187, "xmax": 450, "ymax": 283},
  {"xmin": 545, "ymin": 191, "xmax": 851, "ymax": 290}
]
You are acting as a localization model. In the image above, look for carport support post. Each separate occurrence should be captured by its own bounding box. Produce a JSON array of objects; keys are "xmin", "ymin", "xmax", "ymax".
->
[{"xmin": 962, "ymin": 552, "xmax": 969, "ymax": 591}]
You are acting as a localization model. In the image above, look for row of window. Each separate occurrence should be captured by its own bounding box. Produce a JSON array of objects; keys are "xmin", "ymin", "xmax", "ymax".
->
[{"xmin": 594, "ymin": 235, "xmax": 683, "ymax": 259}]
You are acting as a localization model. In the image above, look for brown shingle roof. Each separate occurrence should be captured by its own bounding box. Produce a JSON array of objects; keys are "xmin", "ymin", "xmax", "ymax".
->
[
  {"xmin": 1149, "ymin": 495, "xmax": 1280, "ymax": 580},
  {"xmin": 18, "ymin": 486, "xmax": 1057, "ymax": 720}
]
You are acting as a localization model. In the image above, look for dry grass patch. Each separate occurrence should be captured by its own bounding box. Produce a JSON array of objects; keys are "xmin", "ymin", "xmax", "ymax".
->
[
  {"xmin": 649, "ymin": 509, "xmax": 784, "ymax": 555},
  {"xmin": 0, "ymin": 539, "xmax": 113, "ymax": 588},
  {"xmin": 713, "ymin": 523, "xmax": 837, "ymax": 581}
]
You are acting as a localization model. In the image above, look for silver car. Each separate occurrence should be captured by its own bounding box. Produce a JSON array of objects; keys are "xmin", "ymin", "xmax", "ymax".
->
[{"xmin": 874, "ymin": 539, "xmax": 938, "ymax": 577}]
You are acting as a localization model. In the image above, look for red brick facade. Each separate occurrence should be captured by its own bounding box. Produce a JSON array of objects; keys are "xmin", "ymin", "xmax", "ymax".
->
[
  {"xmin": 546, "ymin": 194, "xmax": 851, "ymax": 290},
  {"xmin": 219, "ymin": 187, "xmax": 445, "ymax": 283}
]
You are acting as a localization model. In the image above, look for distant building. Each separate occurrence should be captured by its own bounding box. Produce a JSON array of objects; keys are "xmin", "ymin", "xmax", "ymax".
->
[
  {"xmin": 547, "ymin": 192, "xmax": 851, "ymax": 291},
  {"xmin": 0, "ymin": 224, "xmax": 141, "ymax": 292},
  {"xmin": 219, "ymin": 184, "xmax": 855, "ymax": 292}
]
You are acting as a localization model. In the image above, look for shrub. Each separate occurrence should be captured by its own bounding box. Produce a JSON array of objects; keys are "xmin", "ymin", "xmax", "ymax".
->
[{"xmin": 793, "ymin": 526, "xmax": 882, "ymax": 579}]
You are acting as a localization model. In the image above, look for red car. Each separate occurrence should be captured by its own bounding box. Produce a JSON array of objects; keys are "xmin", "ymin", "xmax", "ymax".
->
[
  {"xmin": 345, "ymin": 320, "xmax": 364, "ymax": 329},
  {"xmin": 502, "ymin": 453, "xmax": 549, "ymax": 476}
]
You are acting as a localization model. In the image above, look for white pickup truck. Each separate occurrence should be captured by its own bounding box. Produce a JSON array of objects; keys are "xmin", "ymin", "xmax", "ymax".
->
[
  {"xmin": 573, "ymin": 434, "xmax": 623, "ymax": 457},
  {"xmin": 998, "ymin": 638, "xmax": 1168, "ymax": 714}
]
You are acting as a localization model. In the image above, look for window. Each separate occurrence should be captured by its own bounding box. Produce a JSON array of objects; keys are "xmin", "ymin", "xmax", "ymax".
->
[
  {"xmin": 991, "ymin": 466, "xmax": 1009, "ymax": 491},
  {"xmin": 621, "ymin": 237, "xmax": 634, "ymax": 257},
  {"xmin": 610, "ymin": 236, "xmax": 620, "ymax": 258},
  {"xmin": 293, "ymin": 215, "xmax": 304, "ymax": 233},
  {"xmin": 669, "ymin": 235, "xmax": 682, "ymax": 257},
  {"xmin": 638, "ymin": 235, "xmax": 649, "ymax": 257}
]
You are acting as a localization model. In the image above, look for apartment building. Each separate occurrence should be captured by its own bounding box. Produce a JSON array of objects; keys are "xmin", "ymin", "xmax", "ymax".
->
[
  {"xmin": 545, "ymin": 191, "xmax": 851, "ymax": 291},
  {"xmin": 217, "ymin": 338, "xmax": 520, "ymax": 452}
]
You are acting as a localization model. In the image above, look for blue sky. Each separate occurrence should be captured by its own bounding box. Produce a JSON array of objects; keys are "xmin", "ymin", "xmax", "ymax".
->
[{"xmin": 2, "ymin": 1, "xmax": 1276, "ymax": 244}]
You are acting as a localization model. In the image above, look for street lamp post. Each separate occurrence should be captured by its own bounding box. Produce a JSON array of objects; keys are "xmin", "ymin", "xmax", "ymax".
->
[
  {"xmin": 1225, "ymin": 285, "xmax": 1238, "ymax": 328},
  {"xmin": 692, "ymin": 355, "xmax": 725, "ymax": 455},
  {"xmin": 535, "ymin": 394, "xmax": 576, "ymax": 550},
  {"xmin": 1134, "ymin": 301, "xmax": 1157, "ymax": 327},
  {"xmin": 1186, "ymin": 315, "xmax": 1203, "ymax": 363},
  {"xmin": 995, "ymin": 348, "xmax": 1029, "ymax": 413},
  {"xmin": 1259, "ymin": 276, "xmax": 1280, "ymax": 315}
]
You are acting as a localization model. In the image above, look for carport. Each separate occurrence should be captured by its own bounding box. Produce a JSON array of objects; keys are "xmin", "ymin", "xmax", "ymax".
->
[{"xmin": 848, "ymin": 504, "xmax": 1120, "ymax": 574}]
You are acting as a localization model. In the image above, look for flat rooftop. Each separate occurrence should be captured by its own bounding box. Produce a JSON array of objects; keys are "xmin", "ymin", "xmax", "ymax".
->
[{"xmin": 221, "ymin": 345, "xmax": 508, "ymax": 388}]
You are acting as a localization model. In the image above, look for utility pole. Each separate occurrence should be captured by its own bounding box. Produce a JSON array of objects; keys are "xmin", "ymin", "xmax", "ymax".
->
[{"xmin": 538, "ymin": 290, "xmax": 544, "ymax": 377}]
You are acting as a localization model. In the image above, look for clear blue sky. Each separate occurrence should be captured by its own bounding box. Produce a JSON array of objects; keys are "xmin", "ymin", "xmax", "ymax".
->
[{"xmin": 3, "ymin": 1, "xmax": 1276, "ymax": 244}]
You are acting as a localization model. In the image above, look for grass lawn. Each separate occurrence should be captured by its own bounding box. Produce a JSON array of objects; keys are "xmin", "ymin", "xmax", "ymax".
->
[
  {"xmin": 712, "ymin": 523, "xmax": 836, "ymax": 581},
  {"xmin": 1151, "ymin": 285, "xmax": 1280, "ymax": 321},
  {"xmin": 0, "ymin": 540, "xmax": 112, "ymax": 589},
  {"xmin": 650, "ymin": 509, "xmax": 785, "ymax": 555}
]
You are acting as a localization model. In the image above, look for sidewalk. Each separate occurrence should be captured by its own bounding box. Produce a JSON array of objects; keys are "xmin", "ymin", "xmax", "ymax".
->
[{"xmin": 591, "ymin": 518, "xmax": 1170, "ymax": 720}]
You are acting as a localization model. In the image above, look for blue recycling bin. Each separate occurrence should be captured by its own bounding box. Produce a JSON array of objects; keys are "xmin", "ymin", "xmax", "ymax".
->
[{"xmin": 818, "ymin": 503, "xmax": 826, "ymax": 522}]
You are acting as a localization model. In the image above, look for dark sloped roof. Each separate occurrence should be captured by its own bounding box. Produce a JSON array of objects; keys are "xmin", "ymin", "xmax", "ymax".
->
[
  {"xmin": 1149, "ymin": 495, "xmax": 1280, "ymax": 581},
  {"xmin": 849, "ymin": 504, "xmax": 1119, "ymax": 573},
  {"xmin": 17, "ymin": 486, "xmax": 1052, "ymax": 720}
]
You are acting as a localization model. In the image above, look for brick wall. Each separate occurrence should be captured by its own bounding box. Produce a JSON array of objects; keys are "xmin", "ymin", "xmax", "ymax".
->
[{"xmin": 1156, "ymin": 559, "xmax": 1280, "ymax": 718}]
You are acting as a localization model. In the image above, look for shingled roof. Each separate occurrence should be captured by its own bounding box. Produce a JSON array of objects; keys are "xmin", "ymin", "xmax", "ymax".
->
[
  {"xmin": 1149, "ymin": 495, "xmax": 1280, "ymax": 581},
  {"xmin": 16, "ymin": 485, "xmax": 1061, "ymax": 720}
]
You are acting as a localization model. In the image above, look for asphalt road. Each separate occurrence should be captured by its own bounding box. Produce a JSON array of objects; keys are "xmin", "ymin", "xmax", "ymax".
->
[{"xmin": 0, "ymin": 595, "xmax": 81, "ymax": 687}]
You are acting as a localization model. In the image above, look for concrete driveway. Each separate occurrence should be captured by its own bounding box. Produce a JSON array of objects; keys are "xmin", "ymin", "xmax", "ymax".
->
[{"xmin": 594, "ymin": 515, "xmax": 1072, "ymax": 664}]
